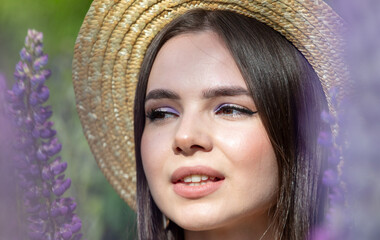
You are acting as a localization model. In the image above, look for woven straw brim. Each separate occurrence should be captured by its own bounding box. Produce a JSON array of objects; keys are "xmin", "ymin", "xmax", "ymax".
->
[{"xmin": 72, "ymin": 0, "xmax": 348, "ymax": 210}]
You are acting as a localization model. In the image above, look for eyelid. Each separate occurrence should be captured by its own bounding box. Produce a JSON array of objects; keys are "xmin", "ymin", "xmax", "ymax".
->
[
  {"xmin": 215, "ymin": 103, "xmax": 255, "ymax": 112},
  {"xmin": 146, "ymin": 106, "xmax": 180, "ymax": 122},
  {"xmin": 155, "ymin": 106, "xmax": 179, "ymax": 114}
]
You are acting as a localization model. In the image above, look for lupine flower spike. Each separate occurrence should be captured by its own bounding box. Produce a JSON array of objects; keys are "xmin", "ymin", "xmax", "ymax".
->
[
  {"xmin": 5, "ymin": 29, "xmax": 82, "ymax": 240},
  {"xmin": 0, "ymin": 74, "xmax": 24, "ymax": 239},
  {"xmin": 312, "ymin": 88, "xmax": 347, "ymax": 240}
]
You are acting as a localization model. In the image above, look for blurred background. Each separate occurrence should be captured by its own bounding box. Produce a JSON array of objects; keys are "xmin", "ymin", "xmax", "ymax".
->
[
  {"xmin": 1, "ymin": 0, "xmax": 379, "ymax": 240},
  {"xmin": 0, "ymin": 1, "xmax": 136, "ymax": 239}
]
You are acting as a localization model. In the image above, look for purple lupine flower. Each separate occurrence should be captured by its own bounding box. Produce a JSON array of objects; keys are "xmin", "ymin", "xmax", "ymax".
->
[
  {"xmin": 322, "ymin": 169, "xmax": 339, "ymax": 187},
  {"xmin": 312, "ymin": 1, "xmax": 380, "ymax": 239},
  {"xmin": 0, "ymin": 74, "xmax": 26, "ymax": 239},
  {"xmin": 3, "ymin": 29, "xmax": 82, "ymax": 240},
  {"xmin": 310, "ymin": 87, "xmax": 348, "ymax": 240}
]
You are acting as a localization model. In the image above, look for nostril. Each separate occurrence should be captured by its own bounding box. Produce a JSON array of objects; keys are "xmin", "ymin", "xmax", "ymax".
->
[
  {"xmin": 190, "ymin": 144, "xmax": 204, "ymax": 150},
  {"xmin": 175, "ymin": 144, "xmax": 205, "ymax": 155}
]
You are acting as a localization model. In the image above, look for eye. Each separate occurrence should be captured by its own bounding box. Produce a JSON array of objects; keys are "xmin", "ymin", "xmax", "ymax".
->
[
  {"xmin": 215, "ymin": 104, "xmax": 257, "ymax": 118},
  {"xmin": 146, "ymin": 107, "xmax": 179, "ymax": 122}
]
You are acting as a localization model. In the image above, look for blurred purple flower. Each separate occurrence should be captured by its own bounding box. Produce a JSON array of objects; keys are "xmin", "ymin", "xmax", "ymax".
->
[
  {"xmin": 1, "ymin": 29, "xmax": 82, "ymax": 240},
  {"xmin": 310, "ymin": 227, "xmax": 332, "ymax": 240},
  {"xmin": 317, "ymin": 131, "xmax": 332, "ymax": 146},
  {"xmin": 322, "ymin": 169, "xmax": 339, "ymax": 187},
  {"xmin": 0, "ymin": 73, "xmax": 25, "ymax": 240},
  {"xmin": 312, "ymin": 1, "xmax": 380, "ymax": 239}
]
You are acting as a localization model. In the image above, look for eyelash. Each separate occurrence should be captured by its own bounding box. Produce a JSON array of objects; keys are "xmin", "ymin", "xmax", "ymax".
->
[
  {"xmin": 215, "ymin": 104, "xmax": 257, "ymax": 118},
  {"xmin": 146, "ymin": 107, "xmax": 178, "ymax": 122},
  {"xmin": 146, "ymin": 104, "xmax": 257, "ymax": 122}
]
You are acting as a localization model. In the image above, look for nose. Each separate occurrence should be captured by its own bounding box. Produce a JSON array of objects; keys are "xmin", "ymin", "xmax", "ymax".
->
[{"xmin": 172, "ymin": 114, "xmax": 213, "ymax": 156}]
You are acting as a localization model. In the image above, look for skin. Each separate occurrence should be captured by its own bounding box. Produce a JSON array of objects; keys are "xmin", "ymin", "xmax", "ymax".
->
[{"xmin": 141, "ymin": 31, "xmax": 278, "ymax": 240}]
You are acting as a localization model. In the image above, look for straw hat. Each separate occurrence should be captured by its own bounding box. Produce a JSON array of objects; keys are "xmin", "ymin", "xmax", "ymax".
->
[{"xmin": 72, "ymin": 0, "xmax": 348, "ymax": 209}]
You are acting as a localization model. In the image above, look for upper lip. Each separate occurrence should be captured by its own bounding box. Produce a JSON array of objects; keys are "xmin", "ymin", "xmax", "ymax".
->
[{"xmin": 171, "ymin": 165, "xmax": 225, "ymax": 183}]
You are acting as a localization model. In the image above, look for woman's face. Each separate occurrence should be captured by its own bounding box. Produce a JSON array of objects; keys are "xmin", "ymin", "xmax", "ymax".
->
[{"xmin": 141, "ymin": 31, "xmax": 278, "ymax": 233}]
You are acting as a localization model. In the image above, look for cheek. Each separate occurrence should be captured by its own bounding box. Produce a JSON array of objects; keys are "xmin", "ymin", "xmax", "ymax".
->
[
  {"xmin": 246, "ymin": 131, "xmax": 278, "ymax": 202},
  {"xmin": 218, "ymin": 121, "xmax": 275, "ymax": 165},
  {"xmin": 141, "ymin": 128, "xmax": 176, "ymax": 214},
  {"xmin": 140, "ymin": 129, "xmax": 170, "ymax": 187},
  {"xmin": 141, "ymin": 130, "xmax": 160, "ymax": 182},
  {"xmin": 218, "ymin": 122, "xmax": 278, "ymax": 201}
]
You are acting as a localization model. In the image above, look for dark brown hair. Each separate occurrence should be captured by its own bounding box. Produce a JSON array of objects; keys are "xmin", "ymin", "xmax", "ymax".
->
[{"xmin": 134, "ymin": 9, "xmax": 329, "ymax": 240}]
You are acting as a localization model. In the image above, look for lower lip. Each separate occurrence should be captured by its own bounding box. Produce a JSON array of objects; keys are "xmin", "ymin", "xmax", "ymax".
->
[{"xmin": 173, "ymin": 180, "xmax": 224, "ymax": 199}]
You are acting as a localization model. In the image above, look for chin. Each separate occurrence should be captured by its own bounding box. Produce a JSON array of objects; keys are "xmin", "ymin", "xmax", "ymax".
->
[
  {"xmin": 165, "ymin": 202, "xmax": 224, "ymax": 230},
  {"xmin": 175, "ymin": 218, "xmax": 222, "ymax": 232},
  {"xmin": 166, "ymin": 202, "xmax": 273, "ymax": 234},
  {"xmin": 169, "ymin": 209, "xmax": 237, "ymax": 232}
]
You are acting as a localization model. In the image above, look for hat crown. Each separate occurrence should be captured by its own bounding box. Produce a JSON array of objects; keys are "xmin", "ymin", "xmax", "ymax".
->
[{"xmin": 73, "ymin": 0, "xmax": 348, "ymax": 209}]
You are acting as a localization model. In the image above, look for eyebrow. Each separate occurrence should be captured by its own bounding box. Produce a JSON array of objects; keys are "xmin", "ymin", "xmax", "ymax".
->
[
  {"xmin": 202, "ymin": 86, "xmax": 250, "ymax": 98},
  {"xmin": 145, "ymin": 86, "xmax": 250, "ymax": 102},
  {"xmin": 145, "ymin": 89, "xmax": 180, "ymax": 101}
]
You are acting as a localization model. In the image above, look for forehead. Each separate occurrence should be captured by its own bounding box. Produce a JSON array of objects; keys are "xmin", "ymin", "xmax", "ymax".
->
[
  {"xmin": 147, "ymin": 31, "xmax": 247, "ymax": 91},
  {"xmin": 156, "ymin": 31, "xmax": 230, "ymax": 65}
]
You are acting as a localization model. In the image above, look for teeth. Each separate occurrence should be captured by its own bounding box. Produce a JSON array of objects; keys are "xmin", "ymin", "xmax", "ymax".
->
[
  {"xmin": 191, "ymin": 175, "xmax": 201, "ymax": 182},
  {"xmin": 181, "ymin": 175, "xmax": 211, "ymax": 183},
  {"xmin": 184, "ymin": 176, "xmax": 192, "ymax": 183}
]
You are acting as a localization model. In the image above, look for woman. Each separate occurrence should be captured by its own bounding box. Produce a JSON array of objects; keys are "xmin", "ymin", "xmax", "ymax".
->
[
  {"xmin": 73, "ymin": 1, "xmax": 347, "ymax": 239},
  {"xmin": 134, "ymin": 10, "xmax": 328, "ymax": 240}
]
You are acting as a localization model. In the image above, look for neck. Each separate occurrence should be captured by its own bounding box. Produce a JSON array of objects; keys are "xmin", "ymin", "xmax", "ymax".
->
[{"xmin": 184, "ymin": 212, "xmax": 275, "ymax": 240}]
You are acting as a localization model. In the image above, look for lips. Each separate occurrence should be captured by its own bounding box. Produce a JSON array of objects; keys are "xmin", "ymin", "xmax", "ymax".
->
[
  {"xmin": 171, "ymin": 166, "xmax": 225, "ymax": 199},
  {"xmin": 171, "ymin": 166, "xmax": 225, "ymax": 183}
]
